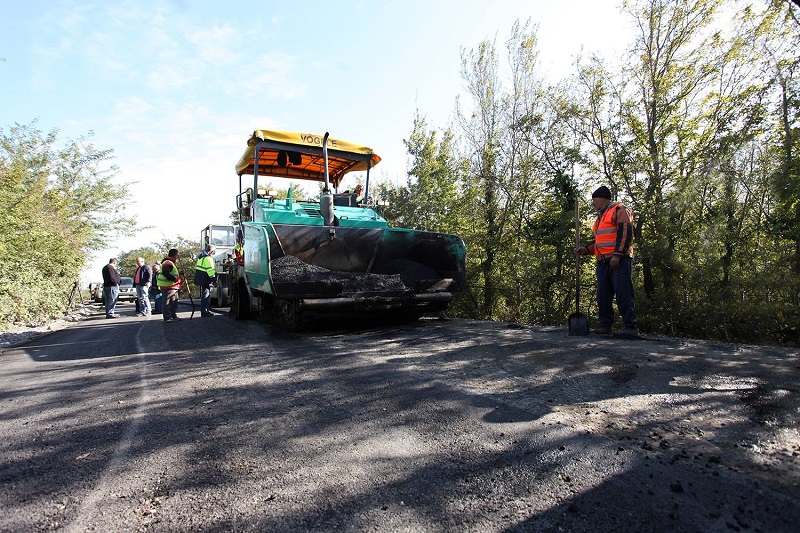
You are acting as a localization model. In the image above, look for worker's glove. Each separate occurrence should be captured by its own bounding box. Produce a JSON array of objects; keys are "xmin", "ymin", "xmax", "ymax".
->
[
  {"xmin": 610, "ymin": 255, "xmax": 621, "ymax": 269},
  {"xmin": 574, "ymin": 246, "xmax": 588, "ymax": 256}
]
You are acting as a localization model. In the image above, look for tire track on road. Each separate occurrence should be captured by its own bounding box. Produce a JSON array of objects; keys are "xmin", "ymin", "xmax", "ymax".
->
[{"xmin": 67, "ymin": 318, "xmax": 157, "ymax": 532}]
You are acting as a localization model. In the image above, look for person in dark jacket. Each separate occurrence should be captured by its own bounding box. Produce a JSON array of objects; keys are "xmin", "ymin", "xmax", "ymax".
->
[
  {"xmin": 101, "ymin": 258, "xmax": 121, "ymax": 319},
  {"xmin": 150, "ymin": 263, "xmax": 163, "ymax": 314},
  {"xmin": 134, "ymin": 257, "xmax": 153, "ymax": 317}
]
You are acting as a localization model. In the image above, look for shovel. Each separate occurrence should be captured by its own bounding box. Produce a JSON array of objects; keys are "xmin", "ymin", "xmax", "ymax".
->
[{"xmin": 569, "ymin": 198, "xmax": 590, "ymax": 335}]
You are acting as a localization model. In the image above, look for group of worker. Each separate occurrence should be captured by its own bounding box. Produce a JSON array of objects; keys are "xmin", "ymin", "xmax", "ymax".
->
[
  {"xmin": 157, "ymin": 232, "xmax": 246, "ymax": 321},
  {"xmin": 100, "ymin": 236, "xmax": 245, "ymax": 322},
  {"xmin": 101, "ymin": 250, "xmax": 181, "ymax": 321},
  {"xmin": 157, "ymin": 242, "xmax": 233, "ymax": 321}
]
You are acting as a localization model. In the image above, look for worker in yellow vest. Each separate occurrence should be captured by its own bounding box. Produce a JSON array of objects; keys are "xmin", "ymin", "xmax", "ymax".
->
[
  {"xmin": 343, "ymin": 183, "xmax": 364, "ymax": 206},
  {"xmin": 157, "ymin": 248, "xmax": 184, "ymax": 322},
  {"xmin": 195, "ymin": 244, "xmax": 217, "ymax": 317}
]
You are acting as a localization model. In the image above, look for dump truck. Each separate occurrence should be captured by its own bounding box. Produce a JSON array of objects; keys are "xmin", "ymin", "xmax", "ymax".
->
[
  {"xmin": 199, "ymin": 224, "xmax": 238, "ymax": 307},
  {"xmin": 228, "ymin": 129, "xmax": 466, "ymax": 328}
]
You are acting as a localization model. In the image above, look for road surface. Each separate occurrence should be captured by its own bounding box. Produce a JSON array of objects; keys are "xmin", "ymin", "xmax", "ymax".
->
[{"xmin": 1, "ymin": 302, "xmax": 798, "ymax": 531}]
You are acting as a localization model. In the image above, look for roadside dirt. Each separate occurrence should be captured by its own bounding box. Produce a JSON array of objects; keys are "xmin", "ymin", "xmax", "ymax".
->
[{"xmin": 0, "ymin": 305, "xmax": 95, "ymax": 354}]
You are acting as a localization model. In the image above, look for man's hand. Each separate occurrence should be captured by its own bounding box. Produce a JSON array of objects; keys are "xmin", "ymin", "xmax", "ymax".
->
[
  {"xmin": 610, "ymin": 255, "xmax": 621, "ymax": 269},
  {"xmin": 575, "ymin": 246, "xmax": 588, "ymax": 256}
]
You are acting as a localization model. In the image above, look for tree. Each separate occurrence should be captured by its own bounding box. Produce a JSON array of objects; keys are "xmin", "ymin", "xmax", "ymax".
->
[
  {"xmin": 0, "ymin": 121, "xmax": 135, "ymax": 327},
  {"xmin": 562, "ymin": 0, "xmax": 798, "ymax": 340},
  {"xmin": 618, "ymin": 0, "xmax": 728, "ymax": 296},
  {"xmin": 398, "ymin": 113, "xmax": 464, "ymax": 234},
  {"xmin": 455, "ymin": 20, "xmax": 553, "ymax": 321},
  {"xmin": 457, "ymin": 37, "xmax": 506, "ymax": 319},
  {"xmin": 757, "ymin": 1, "xmax": 800, "ymax": 273},
  {"xmin": 392, "ymin": 7, "xmax": 796, "ymax": 342}
]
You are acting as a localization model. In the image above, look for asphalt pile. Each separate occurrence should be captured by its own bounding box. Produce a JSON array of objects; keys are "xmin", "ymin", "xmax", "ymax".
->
[{"xmin": 270, "ymin": 255, "xmax": 408, "ymax": 293}]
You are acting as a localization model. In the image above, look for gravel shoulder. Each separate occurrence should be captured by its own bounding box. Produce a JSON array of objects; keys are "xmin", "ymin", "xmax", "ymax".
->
[{"xmin": 0, "ymin": 304, "xmax": 98, "ymax": 353}]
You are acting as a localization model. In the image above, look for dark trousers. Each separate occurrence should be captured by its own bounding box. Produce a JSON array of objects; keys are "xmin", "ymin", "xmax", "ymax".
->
[
  {"xmin": 596, "ymin": 257, "xmax": 637, "ymax": 329},
  {"xmin": 162, "ymin": 288, "xmax": 179, "ymax": 320},
  {"xmin": 151, "ymin": 288, "xmax": 163, "ymax": 313},
  {"xmin": 200, "ymin": 284, "xmax": 211, "ymax": 314}
]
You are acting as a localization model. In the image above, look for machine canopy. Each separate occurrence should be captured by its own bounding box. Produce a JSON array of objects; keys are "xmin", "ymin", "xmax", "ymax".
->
[{"xmin": 235, "ymin": 130, "xmax": 381, "ymax": 188}]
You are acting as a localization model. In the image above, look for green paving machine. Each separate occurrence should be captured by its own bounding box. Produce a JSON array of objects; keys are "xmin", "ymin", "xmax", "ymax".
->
[{"xmin": 228, "ymin": 129, "xmax": 466, "ymax": 328}]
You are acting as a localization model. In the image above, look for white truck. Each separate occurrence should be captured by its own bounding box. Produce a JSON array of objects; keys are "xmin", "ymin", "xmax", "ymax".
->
[{"xmin": 199, "ymin": 224, "xmax": 237, "ymax": 307}]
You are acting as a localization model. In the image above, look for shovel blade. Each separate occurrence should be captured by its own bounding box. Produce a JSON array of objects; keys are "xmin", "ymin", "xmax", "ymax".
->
[{"xmin": 568, "ymin": 312, "xmax": 590, "ymax": 336}]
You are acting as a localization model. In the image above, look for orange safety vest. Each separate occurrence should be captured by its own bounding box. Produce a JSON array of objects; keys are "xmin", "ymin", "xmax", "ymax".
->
[{"xmin": 592, "ymin": 202, "xmax": 632, "ymax": 260}]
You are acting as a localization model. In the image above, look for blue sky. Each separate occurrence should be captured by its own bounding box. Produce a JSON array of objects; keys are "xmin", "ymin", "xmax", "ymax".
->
[{"xmin": 0, "ymin": 0, "xmax": 631, "ymax": 281}]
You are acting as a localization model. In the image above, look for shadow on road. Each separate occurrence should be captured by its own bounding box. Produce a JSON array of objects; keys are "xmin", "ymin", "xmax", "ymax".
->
[{"xmin": 1, "ymin": 316, "xmax": 798, "ymax": 531}]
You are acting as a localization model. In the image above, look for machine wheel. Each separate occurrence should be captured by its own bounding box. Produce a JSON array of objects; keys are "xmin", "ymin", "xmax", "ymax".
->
[
  {"xmin": 218, "ymin": 274, "xmax": 230, "ymax": 308},
  {"xmin": 212, "ymin": 273, "xmax": 230, "ymax": 307},
  {"xmin": 276, "ymin": 298, "xmax": 301, "ymax": 329}
]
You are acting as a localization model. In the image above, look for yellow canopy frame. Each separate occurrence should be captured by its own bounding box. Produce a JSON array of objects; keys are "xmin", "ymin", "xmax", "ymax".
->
[{"xmin": 235, "ymin": 130, "xmax": 381, "ymax": 188}]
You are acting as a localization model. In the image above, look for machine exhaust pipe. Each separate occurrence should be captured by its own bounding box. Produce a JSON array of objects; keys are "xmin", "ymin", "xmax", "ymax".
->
[{"xmin": 320, "ymin": 132, "xmax": 335, "ymax": 228}]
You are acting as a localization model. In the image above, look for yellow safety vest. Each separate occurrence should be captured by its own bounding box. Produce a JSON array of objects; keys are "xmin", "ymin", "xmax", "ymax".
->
[
  {"xmin": 157, "ymin": 259, "xmax": 181, "ymax": 290},
  {"xmin": 196, "ymin": 254, "xmax": 215, "ymax": 276}
]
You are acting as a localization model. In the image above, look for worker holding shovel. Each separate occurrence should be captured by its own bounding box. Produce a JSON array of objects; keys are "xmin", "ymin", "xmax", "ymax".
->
[
  {"xmin": 575, "ymin": 186, "xmax": 638, "ymax": 338},
  {"xmin": 156, "ymin": 248, "xmax": 185, "ymax": 323}
]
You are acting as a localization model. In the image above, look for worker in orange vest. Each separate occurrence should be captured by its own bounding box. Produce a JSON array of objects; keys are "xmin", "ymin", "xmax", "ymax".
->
[{"xmin": 575, "ymin": 185, "xmax": 638, "ymax": 338}]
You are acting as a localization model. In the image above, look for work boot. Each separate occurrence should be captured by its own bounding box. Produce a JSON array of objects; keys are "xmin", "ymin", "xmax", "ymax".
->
[
  {"xmin": 594, "ymin": 326, "xmax": 612, "ymax": 335},
  {"xmin": 616, "ymin": 327, "xmax": 640, "ymax": 339}
]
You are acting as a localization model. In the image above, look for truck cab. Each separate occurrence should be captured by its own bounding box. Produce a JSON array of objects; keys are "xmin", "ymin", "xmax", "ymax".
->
[{"xmin": 200, "ymin": 224, "xmax": 237, "ymax": 307}]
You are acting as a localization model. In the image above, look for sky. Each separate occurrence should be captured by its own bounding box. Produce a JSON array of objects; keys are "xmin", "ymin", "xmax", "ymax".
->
[{"xmin": 0, "ymin": 0, "xmax": 634, "ymax": 283}]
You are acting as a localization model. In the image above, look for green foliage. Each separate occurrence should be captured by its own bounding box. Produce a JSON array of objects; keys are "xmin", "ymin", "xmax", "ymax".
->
[
  {"xmin": 4, "ymin": 3, "xmax": 798, "ymax": 345},
  {"xmin": 117, "ymin": 246, "xmax": 163, "ymax": 277},
  {"xmin": 0, "ymin": 121, "xmax": 136, "ymax": 328},
  {"xmin": 394, "ymin": 113, "xmax": 465, "ymax": 235},
  {"xmin": 384, "ymin": 2, "xmax": 800, "ymax": 344}
]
